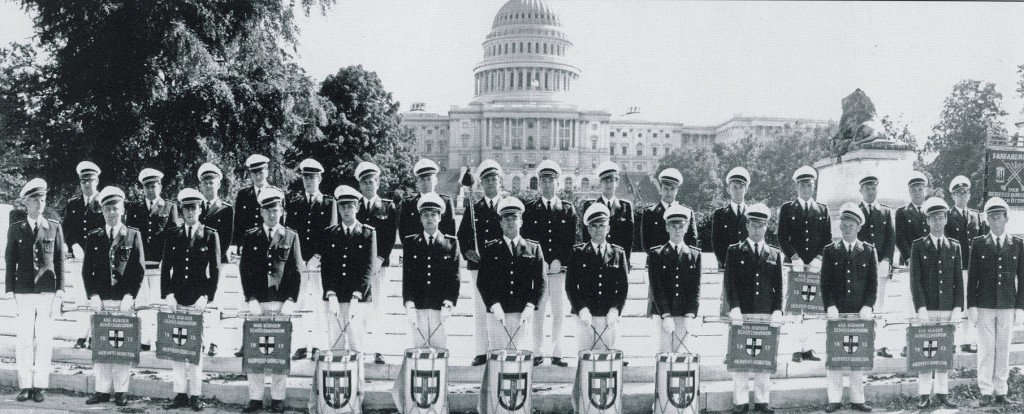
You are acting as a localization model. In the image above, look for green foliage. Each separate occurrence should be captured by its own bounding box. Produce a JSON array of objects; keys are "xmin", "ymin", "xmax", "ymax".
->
[{"xmin": 0, "ymin": 43, "xmax": 47, "ymax": 202}]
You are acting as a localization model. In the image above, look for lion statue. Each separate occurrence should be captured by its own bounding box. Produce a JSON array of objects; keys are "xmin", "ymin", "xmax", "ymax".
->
[{"xmin": 832, "ymin": 89, "xmax": 890, "ymax": 157}]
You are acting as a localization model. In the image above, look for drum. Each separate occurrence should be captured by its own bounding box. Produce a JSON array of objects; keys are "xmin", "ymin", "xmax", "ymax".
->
[
  {"xmin": 479, "ymin": 349, "xmax": 533, "ymax": 414},
  {"xmin": 393, "ymin": 347, "xmax": 449, "ymax": 414},
  {"xmin": 309, "ymin": 350, "xmax": 364, "ymax": 414},
  {"xmin": 572, "ymin": 349, "xmax": 623, "ymax": 414},
  {"xmin": 654, "ymin": 352, "xmax": 700, "ymax": 414}
]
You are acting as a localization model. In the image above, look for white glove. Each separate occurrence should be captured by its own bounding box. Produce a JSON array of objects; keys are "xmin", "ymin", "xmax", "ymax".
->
[
  {"xmin": 90, "ymin": 295, "xmax": 102, "ymax": 312},
  {"xmin": 878, "ymin": 260, "xmax": 891, "ymax": 277},
  {"xmin": 348, "ymin": 297, "xmax": 359, "ymax": 318},
  {"xmin": 490, "ymin": 303, "xmax": 505, "ymax": 324},
  {"xmin": 165, "ymin": 294, "xmax": 178, "ymax": 310},
  {"xmin": 441, "ymin": 301, "xmax": 453, "ymax": 319},
  {"xmin": 683, "ymin": 316, "xmax": 694, "ymax": 333},
  {"xmin": 969, "ymin": 307, "xmax": 978, "ymax": 327},
  {"xmin": 950, "ymin": 307, "xmax": 962, "ymax": 323},
  {"xmin": 406, "ymin": 304, "xmax": 418, "ymax": 326},
  {"xmin": 328, "ymin": 295, "xmax": 340, "ymax": 315},
  {"xmin": 579, "ymin": 307, "xmax": 593, "ymax": 327},
  {"xmin": 729, "ymin": 307, "xmax": 743, "ymax": 326},
  {"xmin": 119, "ymin": 295, "xmax": 134, "ymax": 312},
  {"xmin": 809, "ymin": 258, "xmax": 822, "ymax": 272},
  {"xmin": 859, "ymin": 306, "xmax": 873, "ymax": 320},
  {"xmin": 72, "ymin": 244, "xmax": 85, "ymax": 259},
  {"xmin": 827, "ymin": 306, "xmax": 839, "ymax": 319},
  {"xmin": 280, "ymin": 300, "xmax": 296, "ymax": 316},
  {"xmin": 770, "ymin": 310, "xmax": 783, "ymax": 324},
  {"xmin": 248, "ymin": 300, "xmax": 262, "ymax": 316},
  {"xmin": 1016, "ymin": 309, "xmax": 1024, "ymax": 327},
  {"xmin": 549, "ymin": 260, "xmax": 562, "ymax": 274},
  {"xmin": 520, "ymin": 305, "xmax": 534, "ymax": 324},
  {"xmin": 662, "ymin": 316, "xmax": 675, "ymax": 333},
  {"xmin": 193, "ymin": 295, "xmax": 208, "ymax": 312},
  {"xmin": 306, "ymin": 254, "xmax": 321, "ymax": 270},
  {"xmin": 790, "ymin": 255, "xmax": 803, "ymax": 272},
  {"xmin": 917, "ymin": 307, "xmax": 929, "ymax": 323},
  {"xmin": 607, "ymin": 308, "xmax": 620, "ymax": 326}
]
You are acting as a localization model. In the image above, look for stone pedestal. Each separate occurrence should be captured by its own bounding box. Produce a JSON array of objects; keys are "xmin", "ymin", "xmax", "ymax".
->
[{"xmin": 814, "ymin": 148, "xmax": 917, "ymax": 234}]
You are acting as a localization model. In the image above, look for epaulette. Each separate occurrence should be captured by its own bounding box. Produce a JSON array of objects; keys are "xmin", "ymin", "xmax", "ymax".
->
[
  {"xmin": 620, "ymin": 199, "xmax": 632, "ymax": 206},
  {"xmin": 245, "ymin": 227, "xmax": 263, "ymax": 235},
  {"xmin": 46, "ymin": 218, "xmax": 60, "ymax": 225},
  {"xmin": 728, "ymin": 241, "xmax": 745, "ymax": 249},
  {"xmin": 403, "ymin": 234, "xmax": 417, "ymax": 241},
  {"xmin": 610, "ymin": 243, "xmax": 624, "ymax": 251},
  {"xmin": 125, "ymin": 226, "xmax": 140, "ymax": 232},
  {"xmin": 11, "ymin": 220, "xmax": 26, "ymax": 226},
  {"xmin": 443, "ymin": 234, "xmax": 457, "ymax": 240},
  {"xmin": 362, "ymin": 224, "xmax": 376, "ymax": 231},
  {"xmin": 404, "ymin": 194, "xmax": 419, "ymax": 201},
  {"xmin": 484, "ymin": 239, "xmax": 502, "ymax": 247},
  {"xmin": 380, "ymin": 198, "xmax": 393, "ymax": 204},
  {"xmin": 948, "ymin": 239, "xmax": 961, "ymax": 246},
  {"xmin": 87, "ymin": 228, "xmax": 104, "ymax": 236},
  {"xmin": 205, "ymin": 227, "xmax": 218, "ymax": 234},
  {"xmin": 561, "ymin": 200, "xmax": 573, "ymax": 207},
  {"xmin": 878, "ymin": 203, "xmax": 890, "ymax": 208},
  {"xmin": 574, "ymin": 242, "xmax": 587, "ymax": 248},
  {"xmin": 687, "ymin": 245, "xmax": 700, "ymax": 252},
  {"xmin": 522, "ymin": 238, "xmax": 539, "ymax": 246},
  {"xmin": 1011, "ymin": 235, "xmax": 1022, "ymax": 243}
]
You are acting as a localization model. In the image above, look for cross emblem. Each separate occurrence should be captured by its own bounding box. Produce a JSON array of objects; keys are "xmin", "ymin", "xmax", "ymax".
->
[
  {"xmin": 172, "ymin": 327, "xmax": 188, "ymax": 346},
  {"xmin": 259, "ymin": 336, "xmax": 276, "ymax": 355},
  {"xmin": 801, "ymin": 285, "xmax": 817, "ymax": 302},
  {"xmin": 746, "ymin": 337, "xmax": 763, "ymax": 356},
  {"xmin": 843, "ymin": 335, "xmax": 859, "ymax": 354},
  {"xmin": 922, "ymin": 340, "xmax": 938, "ymax": 358},
  {"xmin": 108, "ymin": 330, "xmax": 125, "ymax": 348}
]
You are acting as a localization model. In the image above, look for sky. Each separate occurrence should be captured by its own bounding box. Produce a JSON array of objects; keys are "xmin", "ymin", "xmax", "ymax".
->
[{"xmin": 2, "ymin": 0, "xmax": 1023, "ymax": 143}]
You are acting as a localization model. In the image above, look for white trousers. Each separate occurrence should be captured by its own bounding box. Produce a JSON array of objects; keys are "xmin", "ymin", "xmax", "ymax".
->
[
  {"xmin": 732, "ymin": 372, "xmax": 771, "ymax": 405},
  {"xmin": 960, "ymin": 270, "xmax": 978, "ymax": 346},
  {"xmin": 248, "ymin": 302, "xmax": 287, "ymax": 401},
  {"xmin": 917, "ymin": 311, "xmax": 951, "ymax": 395},
  {"xmin": 137, "ymin": 268, "xmax": 160, "ymax": 346},
  {"xmin": 655, "ymin": 316, "xmax": 693, "ymax": 353},
  {"xmin": 533, "ymin": 273, "xmax": 566, "ymax": 357},
  {"xmin": 323, "ymin": 301, "xmax": 366, "ymax": 353},
  {"xmin": 95, "ymin": 300, "xmax": 132, "ymax": 394},
  {"xmin": 576, "ymin": 316, "xmax": 617, "ymax": 351},
  {"xmin": 410, "ymin": 309, "xmax": 447, "ymax": 349},
  {"xmin": 977, "ymin": 308, "xmax": 1014, "ymax": 395},
  {"xmin": 826, "ymin": 370, "xmax": 865, "ymax": 403},
  {"xmin": 15, "ymin": 293, "xmax": 57, "ymax": 389},
  {"xmin": 468, "ymin": 269, "xmax": 489, "ymax": 355},
  {"xmin": 486, "ymin": 312, "xmax": 532, "ymax": 351},
  {"xmin": 294, "ymin": 270, "xmax": 327, "ymax": 351},
  {"xmin": 171, "ymin": 358, "xmax": 203, "ymax": 395}
]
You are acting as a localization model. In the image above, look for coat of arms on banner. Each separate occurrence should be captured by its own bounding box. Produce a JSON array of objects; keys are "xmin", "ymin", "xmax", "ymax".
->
[
  {"xmin": 588, "ymin": 371, "xmax": 618, "ymax": 410},
  {"xmin": 411, "ymin": 370, "xmax": 440, "ymax": 409},
  {"xmin": 667, "ymin": 370, "xmax": 696, "ymax": 409},
  {"xmin": 498, "ymin": 372, "xmax": 528, "ymax": 411}
]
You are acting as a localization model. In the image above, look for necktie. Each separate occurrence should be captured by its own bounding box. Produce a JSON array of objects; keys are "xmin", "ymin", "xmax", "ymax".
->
[
  {"xmin": 187, "ymin": 226, "xmax": 192, "ymax": 239},
  {"xmin": 32, "ymin": 223, "xmax": 38, "ymax": 238},
  {"xmin": 753, "ymin": 242, "xmax": 759, "ymax": 257},
  {"xmin": 997, "ymin": 237, "xmax": 1002, "ymax": 250},
  {"xmin": 108, "ymin": 228, "xmax": 114, "ymax": 241},
  {"xmin": 509, "ymin": 240, "xmax": 515, "ymax": 255},
  {"xmin": 203, "ymin": 201, "xmax": 209, "ymax": 211},
  {"xmin": 365, "ymin": 200, "xmax": 371, "ymax": 211},
  {"xmin": 429, "ymin": 235, "xmax": 434, "ymax": 245},
  {"xmin": 266, "ymin": 228, "xmax": 272, "ymax": 241},
  {"xmin": 346, "ymin": 227, "xmax": 352, "ymax": 237},
  {"xmin": 546, "ymin": 200, "xmax": 552, "ymax": 211}
]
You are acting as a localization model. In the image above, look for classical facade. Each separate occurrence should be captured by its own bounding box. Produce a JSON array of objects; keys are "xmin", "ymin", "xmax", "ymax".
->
[{"xmin": 402, "ymin": 0, "xmax": 830, "ymax": 196}]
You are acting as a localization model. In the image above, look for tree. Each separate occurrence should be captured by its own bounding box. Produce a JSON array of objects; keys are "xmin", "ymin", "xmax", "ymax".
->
[
  {"xmin": 657, "ymin": 143, "xmax": 722, "ymax": 212},
  {"xmin": 0, "ymin": 43, "xmax": 48, "ymax": 201},
  {"xmin": 924, "ymin": 80, "xmax": 1007, "ymax": 205},
  {"xmin": 290, "ymin": 65, "xmax": 418, "ymax": 198}
]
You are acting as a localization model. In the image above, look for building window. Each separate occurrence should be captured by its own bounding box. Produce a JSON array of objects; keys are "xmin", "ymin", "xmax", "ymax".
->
[
  {"xmin": 581, "ymin": 177, "xmax": 590, "ymax": 191},
  {"xmin": 512, "ymin": 176, "xmax": 522, "ymax": 192},
  {"xmin": 592, "ymin": 139, "xmax": 597, "ymax": 150},
  {"xmin": 652, "ymin": 133, "xmax": 658, "ymax": 138},
  {"xmin": 438, "ymin": 139, "xmax": 448, "ymax": 153},
  {"xmin": 529, "ymin": 177, "xmax": 538, "ymax": 190},
  {"xmin": 426, "ymin": 141, "xmax": 433, "ymax": 153},
  {"xmin": 426, "ymin": 129, "xmax": 432, "ymax": 135},
  {"xmin": 621, "ymin": 146, "xmax": 627, "ymax": 155},
  {"xmin": 492, "ymin": 119, "xmax": 504, "ymax": 150},
  {"xmin": 609, "ymin": 132, "xmax": 614, "ymax": 137},
  {"xmin": 665, "ymin": 146, "xmax": 670, "ymax": 155},
  {"xmin": 609, "ymin": 146, "xmax": 615, "ymax": 155},
  {"xmin": 558, "ymin": 120, "xmax": 571, "ymax": 151},
  {"xmin": 636, "ymin": 144, "xmax": 643, "ymax": 156},
  {"xmin": 621, "ymin": 132, "xmax": 627, "ymax": 137},
  {"xmin": 511, "ymin": 119, "xmax": 524, "ymax": 149},
  {"xmin": 652, "ymin": 147, "xmax": 658, "ymax": 156},
  {"xmin": 564, "ymin": 177, "xmax": 574, "ymax": 190},
  {"xmin": 526, "ymin": 136, "xmax": 535, "ymax": 150},
  {"xmin": 462, "ymin": 133, "xmax": 470, "ymax": 148},
  {"xmin": 638, "ymin": 133, "xmax": 643, "ymax": 138}
]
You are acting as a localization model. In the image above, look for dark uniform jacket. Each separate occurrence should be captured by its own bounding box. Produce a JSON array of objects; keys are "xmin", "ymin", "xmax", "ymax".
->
[
  {"xmin": 126, "ymin": 198, "xmax": 179, "ymax": 263},
  {"xmin": 398, "ymin": 193, "xmax": 456, "ymax": 241},
  {"xmin": 909, "ymin": 237, "xmax": 963, "ymax": 311},
  {"xmin": 402, "ymin": 232, "xmax": 460, "ymax": 310},
  {"xmin": 320, "ymin": 222, "xmax": 377, "ymax": 302},
  {"xmin": 946, "ymin": 206, "xmax": 988, "ymax": 270},
  {"xmin": 778, "ymin": 199, "xmax": 832, "ymax": 264},
  {"xmin": 477, "ymin": 237, "xmax": 545, "ymax": 313},
  {"xmin": 820, "ymin": 240, "xmax": 878, "ymax": 313},
  {"xmin": 160, "ymin": 223, "xmax": 220, "ymax": 305},
  {"xmin": 521, "ymin": 197, "xmax": 577, "ymax": 266},
  {"xmin": 641, "ymin": 202, "xmax": 698, "ymax": 251},
  {"xmin": 646, "ymin": 242, "xmax": 701, "ymax": 317},
  {"xmin": 967, "ymin": 235, "xmax": 1024, "ymax": 310},
  {"xmin": 239, "ymin": 226, "xmax": 302, "ymax": 303},
  {"xmin": 711, "ymin": 204, "xmax": 748, "ymax": 268},
  {"xmin": 457, "ymin": 197, "xmax": 503, "ymax": 271},
  {"xmin": 62, "ymin": 195, "xmax": 104, "ymax": 250},
  {"xmin": 5, "ymin": 218, "xmax": 65, "ymax": 294},
  {"xmin": 199, "ymin": 198, "xmax": 233, "ymax": 263},
  {"xmin": 895, "ymin": 203, "xmax": 929, "ymax": 266},
  {"xmin": 581, "ymin": 197, "xmax": 634, "ymax": 261},
  {"xmin": 565, "ymin": 242, "xmax": 629, "ymax": 317},
  {"xmin": 857, "ymin": 202, "xmax": 895, "ymax": 263},
  {"xmin": 287, "ymin": 191, "xmax": 338, "ymax": 261},
  {"xmin": 82, "ymin": 225, "xmax": 145, "ymax": 300},
  {"xmin": 723, "ymin": 241, "xmax": 783, "ymax": 315},
  {"xmin": 232, "ymin": 185, "xmax": 284, "ymax": 246},
  {"xmin": 357, "ymin": 196, "xmax": 398, "ymax": 266}
]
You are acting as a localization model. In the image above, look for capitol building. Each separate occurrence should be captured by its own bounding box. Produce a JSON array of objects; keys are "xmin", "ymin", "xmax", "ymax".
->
[{"xmin": 402, "ymin": 0, "xmax": 830, "ymax": 196}]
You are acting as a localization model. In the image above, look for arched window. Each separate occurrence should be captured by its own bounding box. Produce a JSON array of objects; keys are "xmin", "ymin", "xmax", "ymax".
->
[
  {"xmin": 564, "ymin": 177, "xmax": 574, "ymax": 190},
  {"xmin": 512, "ymin": 176, "xmax": 522, "ymax": 192},
  {"xmin": 529, "ymin": 177, "xmax": 538, "ymax": 190},
  {"xmin": 425, "ymin": 140, "xmax": 433, "ymax": 153},
  {"xmin": 462, "ymin": 133, "xmax": 470, "ymax": 148},
  {"xmin": 581, "ymin": 177, "xmax": 590, "ymax": 191}
]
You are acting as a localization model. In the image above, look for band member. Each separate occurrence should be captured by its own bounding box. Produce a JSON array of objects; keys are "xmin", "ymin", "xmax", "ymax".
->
[
  {"xmin": 402, "ymin": 193, "xmax": 460, "ymax": 348},
  {"xmin": 197, "ymin": 163, "xmax": 234, "ymax": 264},
  {"xmin": 232, "ymin": 154, "xmax": 282, "ymax": 255},
  {"xmin": 287, "ymin": 159, "xmax": 337, "ymax": 361},
  {"xmin": 647, "ymin": 204, "xmax": 701, "ymax": 353},
  {"xmin": 5, "ymin": 179, "xmax": 65, "ymax": 403},
  {"xmin": 398, "ymin": 158, "xmax": 456, "ymax": 239},
  {"xmin": 161, "ymin": 188, "xmax": 220, "ymax": 411},
  {"xmin": 968, "ymin": 197, "xmax": 1023, "ymax": 406},
  {"xmin": 946, "ymin": 175, "xmax": 987, "ymax": 354},
  {"xmin": 238, "ymin": 188, "xmax": 302, "ymax": 414},
  {"xmin": 778, "ymin": 166, "xmax": 830, "ymax": 363},
  {"xmin": 457, "ymin": 159, "xmax": 504, "ymax": 366},
  {"xmin": 477, "ymin": 197, "xmax": 544, "ymax": 351},
  {"xmin": 821, "ymin": 203, "xmax": 877, "ymax": 413},
  {"xmin": 854, "ymin": 174, "xmax": 898, "ymax": 358},
  {"xmin": 581, "ymin": 161, "xmax": 634, "ymax": 262},
  {"xmin": 724, "ymin": 203, "xmax": 783, "ymax": 414},
  {"xmin": 896, "ymin": 171, "xmax": 930, "ymax": 266},
  {"xmin": 712, "ymin": 168, "xmax": 751, "ymax": 271},
  {"xmin": 63, "ymin": 161, "xmax": 105, "ymax": 259},
  {"xmin": 908, "ymin": 197, "xmax": 961, "ymax": 410},
  {"xmin": 319, "ymin": 185, "xmax": 376, "ymax": 353},
  {"xmin": 354, "ymin": 161, "xmax": 398, "ymax": 365},
  {"xmin": 523, "ymin": 160, "xmax": 576, "ymax": 367},
  {"xmin": 567, "ymin": 203, "xmax": 628, "ymax": 352},
  {"xmin": 641, "ymin": 168, "xmax": 698, "ymax": 250},
  {"xmin": 82, "ymin": 187, "xmax": 145, "ymax": 407}
]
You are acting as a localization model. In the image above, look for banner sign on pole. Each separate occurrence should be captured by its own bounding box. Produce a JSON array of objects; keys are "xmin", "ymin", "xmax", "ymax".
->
[
  {"xmin": 91, "ymin": 314, "xmax": 141, "ymax": 365},
  {"xmin": 785, "ymin": 270, "xmax": 824, "ymax": 314},
  {"xmin": 985, "ymin": 147, "xmax": 1024, "ymax": 206},
  {"xmin": 906, "ymin": 325, "xmax": 955, "ymax": 374},
  {"xmin": 156, "ymin": 312, "xmax": 204, "ymax": 364},
  {"xmin": 242, "ymin": 320, "xmax": 292, "ymax": 374},
  {"xmin": 725, "ymin": 324, "xmax": 779, "ymax": 374},
  {"xmin": 825, "ymin": 320, "xmax": 875, "ymax": 370}
]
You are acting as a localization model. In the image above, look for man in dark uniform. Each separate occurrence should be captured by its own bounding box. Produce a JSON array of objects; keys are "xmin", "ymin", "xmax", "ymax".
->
[
  {"xmin": 567, "ymin": 203, "xmax": 629, "ymax": 352},
  {"xmin": 354, "ymin": 161, "xmax": 397, "ymax": 364},
  {"xmin": 457, "ymin": 159, "xmax": 504, "ymax": 366},
  {"xmin": 821, "ymin": 203, "xmax": 877, "ymax": 413},
  {"xmin": 641, "ymin": 168, "xmax": 698, "ymax": 251},
  {"xmin": 724, "ymin": 203, "xmax": 783, "ymax": 414},
  {"xmin": 895, "ymin": 171, "xmax": 930, "ymax": 267},
  {"xmin": 319, "ymin": 185, "xmax": 376, "ymax": 354},
  {"xmin": 778, "ymin": 166, "xmax": 830, "ymax": 363},
  {"xmin": 946, "ymin": 175, "xmax": 987, "ymax": 354},
  {"xmin": 647, "ymin": 204, "xmax": 701, "ymax": 353},
  {"xmin": 398, "ymin": 158, "xmax": 456, "ymax": 240},
  {"xmin": 712, "ymin": 167, "xmax": 751, "ymax": 271},
  {"xmin": 161, "ymin": 188, "xmax": 220, "ymax": 411},
  {"xmin": 5, "ymin": 178, "xmax": 65, "ymax": 403},
  {"xmin": 969, "ymin": 197, "xmax": 1024, "ymax": 406},
  {"xmin": 402, "ymin": 193, "xmax": 460, "ymax": 349},
  {"xmin": 81, "ymin": 187, "xmax": 145, "ymax": 407},
  {"xmin": 581, "ymin": 161, "xmax": 634, "ymax": 262},
  {"xmin": 477, "ymin": 197, "xmax": 544, "ymax": 351},
  {"xmin": 197, "ymin": 163, "xmax": 234, "ymax": 264},
  {"xmin": 908, "ymin": 197, "xmax": 961, "ymax": 410},
  {"xmin": 238, "ymin": 187, "xmax": 302, "ymax": 414},
  {"xmin": 523, "ymin": 160, "xmax": 576, "ymax": 367},
  {"xmin": 287, "ymin": 158, "xmax": 337, "ymax": 361},
  {"xmin": 63, "ymin": 161, "xmax": 105, "ymax": 260},
  {"xmin": 855, "ymin": 174, "xmax": 898, "ymax": 359},
  {"xmin": 231, "ymin": 154, "xmax": 282, "ymax": 257}
]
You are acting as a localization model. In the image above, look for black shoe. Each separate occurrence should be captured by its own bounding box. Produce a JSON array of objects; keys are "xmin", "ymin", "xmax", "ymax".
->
[
  {"xmin": 309, "ymin": 347, "xmax": 320, "ymax": 359},
  {"xmin": 207, "ymin": 343, "xmax": 218, "ymax": 357},
  {"xmin": 31, "ymin": 388, "xmax": 44, "ymax": 403},
  {"xmin": 291, "ymin": 348, "xmax": 308, "ymax": 360},
  {"xmin": 165, "ymin": 393, "xmax": 189, "ymax": 409},
  {"xmin": 235, "ymin": 349, "xmax": 245, "ymax": 358},
  {"xmin": 533, "ymin": 356, "xmax": 543, "ymax": 366},
  {"xmin": 190, "ymin": 395, "xmax": 204, "ymax": 411},
  {"xmin": 996, "ymin": 395, "xmax": 1018, "ymax": 404},
  {"xmin": 960, "ymin": 344, "xmax": 978, "ymax": 353},
  {"xmin": 801, "ymin": 350, "xmax": 820, "ymax": 361},
  {"xmin": 16, "ymin": 389, "xmax": 32, "ymax": 402},
  {"xmin": 850, "ymin": 402, "xmax": 873, "ymax": 412},
  {"xmin": 753, "ymin": 403, "xmax": 775, "ymax": 413},
  {"xmin": 374, "ymin": 353, "xmax": 386, "ymax": 364},
  {"xmin": 824, "ymin": 403, "xmax": 842, "ymax": 413},
  {"xmin": 141, "ymin": 343, "xmax": 151, "ymax": 351},
  {"xmin": 980, "ymin": 395, "xmax": 994, "ymax": 406},
  {"xmin": 269, "ymin": 399, "xmax": 285, "ymax": 413},
  {"xmin": 901, "ymin": 346, "xmax": 907, "ymax": 358},
  {"xmin": 551, "ymin": 357, "xmax": 568, "ymax": 367},
  {"xmin": 935, "ymin": 394, "xmax": 957, "ymax": 408},
  {"xmin": 74, "ymin": 338, "xmax": 88, "ymax": 349},
  {"xmin": 917, "ymin": 395, "xmax": 930, "ymax": 409},
  {"xmin": 114, "ymin": 392, "xmax": 128, "ymax": 406},
  {"xmin": 471, "ymin": 354, "xmax": 487, "ymax": 366},
  {"xmin": 731, "ymin": 404, "xmax": 749, "ymax": 413},
  {"xmin": 86, "ymin": 392, "xmax": 110, "ymax": 404},
  {"xmin": 875, "ymin": 347, "xmax": 893, "ymax": 358},
  {"xmin": 792, "ymin": 351, "xmax": 803, "ymax": 362},
  {"xmin": 241, "ymin": 400, "xmax": 263, "ymax": 413}
]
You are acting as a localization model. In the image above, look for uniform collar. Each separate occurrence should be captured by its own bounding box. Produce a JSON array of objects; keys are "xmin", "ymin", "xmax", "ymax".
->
[
  {"xmin": 363, "ymin": 195, "xmax": 380, "ymax": 207},
  {"xmin": 204, "ymin": 196, "xmax": 220, "ymax": 205},
  {"xmin": 600, "ymin": 195, "xmax": 617, "ymax": 205},
  {"xmin": 343, "ymin": 221, "xmax": 359, "ymax": 233},
  {"xmin": 668, "ymin": 240, "xmax": 686, "ymax": 252},
  {"xmin": 27, "ymin": 215, "xmax": 48, "ymax": 230},
  {"xmin": 929, "ymin": 234, "xmax": 946, "ymax": 247},
  {"xmin": 253, "ymin": 182, "xmax": 269, "ymax": 193},
  {"xmin": 661, "ymin": 200, "xmax": 677, "ymax": 210},
  {"xmin": 485, "ymin": 195, "xmax": 501, "ymax": 207},
  {"xmin": 991, "ymin": 232, "xmax": 1007, "ymax": 246},
  {"xmin": 798, "ymin": 198, "xmax": 815, "ymax": 208},
  {"xmin": 841, "ymin": 239, "xmax": 858, "ymax": 252},
  {"xmin": 305, "ymin": 191, "xmax": 322, "ymax": 202},
  {"xmin": 591, "ymin": 241, "xmax": 608, "ymax": 253},
  {"xmin": 106, "ymin": 223, "xmax": 123, "ymax": 237},
  {"xmin": 861, "ymin": 200, "xmax": 879, "ymax": 210},
  {"xmin": 746, "ymin": 238, "xmax": 765, "ymax": 252},
  {"xmin": 730, "ymin": 202, "xmax": 746, "ymax": 215},
  {"xmin": 504, "ymin": 235, "xmax": 523, "ymax": 248},
  {"xmin": 541, "ymin": 195, "xmax": 561, "ymax": 205},
  {"xmin": 263, "ymin": 224, "xmax": 281, "ymax": 238},
  {"xmin": 423, "ymin": 230, "xmax": 441, "ymax": 241}
]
